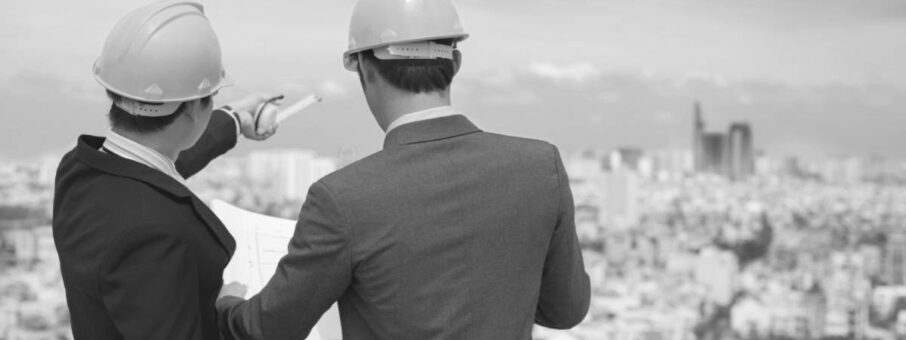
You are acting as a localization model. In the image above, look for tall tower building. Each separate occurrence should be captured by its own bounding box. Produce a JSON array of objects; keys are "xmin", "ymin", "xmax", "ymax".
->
[
  {"xmin": 728, "ymin": 122, "xmax": 754, "ymax": 180},
  {"xmin": 693, "ymin": 101, "xmax": 705, "ymax": 172},
  {"xmin": 702, "ymin": 133, "xmax": 729, "ymax": 175}
]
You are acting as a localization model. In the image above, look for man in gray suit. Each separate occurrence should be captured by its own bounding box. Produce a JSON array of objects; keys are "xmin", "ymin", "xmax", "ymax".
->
[{"xmin": 217, "ymin": 0, "xmax": 590, "ymax": 338}]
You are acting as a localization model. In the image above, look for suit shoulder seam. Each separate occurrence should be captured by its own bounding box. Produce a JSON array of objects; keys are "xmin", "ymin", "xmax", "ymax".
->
[{"xmin": 549, "ymin": 143, "xmax": 565, "ymax": 223}]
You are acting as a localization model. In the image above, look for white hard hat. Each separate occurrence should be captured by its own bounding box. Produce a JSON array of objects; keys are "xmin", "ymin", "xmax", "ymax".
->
[
  {"xmin": 344, "ymin": 0, "xmax": 468, "ymax": 70},
  {"xmin": 93, "ymin": 0, "xmax": 231, "ymax": 116}
]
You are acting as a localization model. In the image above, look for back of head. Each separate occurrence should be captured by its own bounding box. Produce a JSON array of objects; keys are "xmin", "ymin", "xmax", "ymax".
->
[{"xmin": 359, "ymin": 40, "xmax": 458, "ymax": 93}]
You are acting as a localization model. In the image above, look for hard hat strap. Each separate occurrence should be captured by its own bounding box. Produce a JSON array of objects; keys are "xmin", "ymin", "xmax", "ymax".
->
[
  {"xmin": 374, "ymin": 42, "xmax": 455, "ymax": 61},
  {"xmin": 114, "ymin": 97, "xmax": 181, "ymax": 117}
]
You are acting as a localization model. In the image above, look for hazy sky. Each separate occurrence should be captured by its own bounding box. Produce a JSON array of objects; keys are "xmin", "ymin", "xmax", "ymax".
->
[{"xmin": 1, "ymin": 0, "xmax": 904, "ymax": 162}]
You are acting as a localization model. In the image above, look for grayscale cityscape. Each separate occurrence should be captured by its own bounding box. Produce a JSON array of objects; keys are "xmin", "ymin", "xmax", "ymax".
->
[
  {"xmin": 3, "ymin": 100, "xmax": 906, "ymax": 339},
  {"xmin": 2, "ymin": 0, "xmax": 905, "ymax": 339}
]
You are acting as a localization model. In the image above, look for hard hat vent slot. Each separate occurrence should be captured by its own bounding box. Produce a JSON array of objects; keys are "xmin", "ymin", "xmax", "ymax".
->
[
  {"xmin": 114, "ymin": 98, "xmax": 180, "ymax": 117},
  {"xmin": 144, "ymin": 84, "xmax": 164, "ymax": 96}
]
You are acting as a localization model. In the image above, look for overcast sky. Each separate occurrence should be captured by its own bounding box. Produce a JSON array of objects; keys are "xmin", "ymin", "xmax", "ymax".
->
[{"xmin": 1, "ymin": 0, "xmax": 904, "ymax": 162}]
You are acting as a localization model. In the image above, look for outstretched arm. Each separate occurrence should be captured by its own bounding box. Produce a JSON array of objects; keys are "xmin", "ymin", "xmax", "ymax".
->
[
  {"xmin": 176, "ymin": 93, "xmax": 282, "ymax": 178},
  {"xmin": 176, "ymin": 109, "xmax": 238, "ymax": 178}
]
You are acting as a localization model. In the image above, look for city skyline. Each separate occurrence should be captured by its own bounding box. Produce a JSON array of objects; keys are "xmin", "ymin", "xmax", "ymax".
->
[
  {"xmin": 3, "ymin": 116, "xmax": 906, "ymax": 339},
  {"xmin": 1, "ymin": 0, "xmax": 904, "ymax": 162}
]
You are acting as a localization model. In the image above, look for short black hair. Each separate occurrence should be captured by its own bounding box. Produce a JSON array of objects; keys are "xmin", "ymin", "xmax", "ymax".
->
[
  {"xmin": 360, "ymin": 39, "xmax": 458, "ymax": 94},
  {"xmin": 105, "ymin": 91, "xmax": 210, "ymax": 133}
]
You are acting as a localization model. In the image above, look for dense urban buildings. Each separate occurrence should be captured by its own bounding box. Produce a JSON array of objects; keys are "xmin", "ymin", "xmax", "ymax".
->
[{"xmin": 2, "ymin": 120, "xmax": 906, "ymax": 339}]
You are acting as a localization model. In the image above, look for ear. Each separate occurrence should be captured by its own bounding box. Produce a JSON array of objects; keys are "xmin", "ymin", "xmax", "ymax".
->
[
  {"xmin": 343, "ymin": 54, "xmax": 359, "ymax": 72},
  {"xmin": 182, "ymin": 100, "xmax": 201, "ymax": 122},
  {"xmin": 452, "ymin": 49, "xmax": 462, "ymax": 76},
  {"xmin": 357, "ymin": 53, "xmax": 378, "ymax": 84}
]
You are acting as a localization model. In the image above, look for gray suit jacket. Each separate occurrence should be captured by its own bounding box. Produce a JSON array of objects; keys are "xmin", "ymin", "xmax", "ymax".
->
[{"xmin": 218, "ymin": 115, "xmax": 590, "ymax": 339}]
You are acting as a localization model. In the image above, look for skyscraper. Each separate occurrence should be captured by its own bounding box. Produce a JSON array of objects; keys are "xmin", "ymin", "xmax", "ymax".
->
[
  {"xmin": 728, "ymin": 123, "xmax": 754, "ymax": 180},
  {"xmin": 691, "ymin": 101, "xmax": 755, "ymax": 179},
  {"xmin": 703, "ymin": 133, "xmax": 729, "ymax": 175},
  {"xmin": 693, "ymin": 101, "xmax": 705, "ymax": 172}
]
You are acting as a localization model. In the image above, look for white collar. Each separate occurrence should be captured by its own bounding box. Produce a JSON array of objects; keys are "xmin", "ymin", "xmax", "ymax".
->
[
  {"xmin": 385, "ymin": 106, "xmax": 461, "ymax": 134},
  {"xmin": 103, "ymin": 130, "xmax": 186, "ymax": 186}
]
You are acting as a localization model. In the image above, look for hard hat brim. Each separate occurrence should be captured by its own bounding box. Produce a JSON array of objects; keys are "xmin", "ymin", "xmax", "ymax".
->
[
  {"xmin": 343, "ymin": 33, "xmax": 469, "ymax": 59},
  {"xmin": 93, "ymin": 63, "xmax": 233, "ymax": 104}
]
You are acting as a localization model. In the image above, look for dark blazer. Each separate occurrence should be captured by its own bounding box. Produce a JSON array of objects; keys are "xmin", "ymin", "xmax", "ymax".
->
[
  {"xmin": 218, "ymin": 115, "xmax": 590, "ymax": 340},
  {"xmin": 53, "ymin": 111, "xmax": 238, "ymax": 340}
]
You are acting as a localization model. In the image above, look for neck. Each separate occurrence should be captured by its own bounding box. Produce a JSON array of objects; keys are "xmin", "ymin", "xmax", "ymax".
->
[
  {"xmin": 375, "ymin": 91, "xmax": 451, "ymax": 132},
  {"xmin": 112, "ymin": 128, "xmax": 181, "ymax": 160}
]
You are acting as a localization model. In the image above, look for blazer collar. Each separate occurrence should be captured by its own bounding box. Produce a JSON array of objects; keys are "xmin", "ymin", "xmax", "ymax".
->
[
  {"xmin": 74, "ymin": 135, "xmax": 235, "ymax": 255},
  {"xmin": 383, "ymin": 115, "xmax": 482, "ymax": 150},
  {"xmin": 75, "ymin": 135, "xmax": 192, "ymax": 198}
]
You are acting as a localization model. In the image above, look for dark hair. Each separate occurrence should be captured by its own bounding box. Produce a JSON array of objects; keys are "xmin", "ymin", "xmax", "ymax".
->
[
  {"xmin": 106, "ymin": 90, "xmax": 210, "ymax": 133},
  {"xmin": 359, "ymin": 39, "xmax": 458, "ymax": 94}
]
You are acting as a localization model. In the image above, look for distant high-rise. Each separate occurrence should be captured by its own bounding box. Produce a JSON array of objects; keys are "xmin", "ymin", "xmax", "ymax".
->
[
  {"xmin": 248, "ymin": 150, "xmax": 338, "ymax": 200},
  {"xmin": 609, "ymin": 148, "xmax": 644, "ymax": 171},
  {"xmin": 728, "ymin": 123, "xmax": 754, "ymax": 180},
  {"xmin": 691, "ymin": 101, "xmax": 755, "ymax": 179},
  {"xmin": 702, "ymin": 133, "xmax": 729, "ymax": 175},
  {"xmin": 693, "ymin": 101, "xmax": 705, "ymax": 172}
]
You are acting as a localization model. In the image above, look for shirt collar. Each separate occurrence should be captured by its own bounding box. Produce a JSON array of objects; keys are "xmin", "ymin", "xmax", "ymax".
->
[
  {"xmin": 102, "ymin": 130, "xmax": 186, "ymax": 186},
  {"xmin": 385, "ymin": 106, "xmax": 461, "ymax": 135},
  {"xmin": 382, "ymin": 115, "xmax": 482, "ymax": 150}
]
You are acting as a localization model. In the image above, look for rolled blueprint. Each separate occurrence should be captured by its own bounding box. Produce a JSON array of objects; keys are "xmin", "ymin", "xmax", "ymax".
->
[{"xmin": 255, "ymin": 94, "xmax": 322, "ymax": 131}]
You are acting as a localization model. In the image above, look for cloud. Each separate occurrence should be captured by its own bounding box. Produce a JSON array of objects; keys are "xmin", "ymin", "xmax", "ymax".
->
[
  {"xmin": 653, "ymin": 111, "xmax": 679, "ymax": 125},
  {"xmin": 275, "ymin": 79, "xmax": 351, "ymax": 98},
  {"xmin": 456, "ymin": 64, "xmax": 906, "ymax": 161},
  {"xmin": 479, "ymin": 69, "xmax": 517, "ymax": 88},
  {"xmin": 0, "ymin": 71, "xmax": 108, "ymax": 160},
  {"xmin": 528, "ymin": 62, "xmax": 602, "ymax": 83},
  {"xmin": 318, "ymin": 80, "xmax": 349, "ymax": 98},
  {"xmin": 479, "ymin": 90, "xmax": 540, "ymax": 106},
  {"xmin": 595, "ymin": 92, "xmax": 622, "ymax": 104},
  {"xmin": 276, "ymin": 80, "xmax": 310, "ymax": 96},
  {"xmin": 7, "ymin": 70, "xmax": 105, "ymax": 104},
  {"xmin": 676, "ymin": 70, "xmax": 729, "ymax": 89}
]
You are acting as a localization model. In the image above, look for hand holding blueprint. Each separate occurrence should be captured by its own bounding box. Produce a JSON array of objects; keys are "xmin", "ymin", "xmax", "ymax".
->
[
  {"xmin": 212, "ymin": 200, "xmax": 294, "ymax": 295},
  {"xmin": 210, "ymin": 200, "xmax": 342, "ymax": 340}
]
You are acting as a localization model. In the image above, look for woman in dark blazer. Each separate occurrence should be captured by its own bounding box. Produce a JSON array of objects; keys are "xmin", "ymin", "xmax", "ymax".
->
[{"xmin": 52, "ymin": 1, "xmax": 277, "ymax": 339}]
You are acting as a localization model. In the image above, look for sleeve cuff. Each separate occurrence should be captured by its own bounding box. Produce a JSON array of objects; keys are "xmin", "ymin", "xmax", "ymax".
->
[{"xmin": 219, "ymin": 106, "xmax": 242, "ymax": 138}]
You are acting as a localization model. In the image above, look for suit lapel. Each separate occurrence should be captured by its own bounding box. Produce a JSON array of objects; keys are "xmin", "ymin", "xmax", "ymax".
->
[{"xmin": 75, "ymin": 135, "xmax": 236, "ymax": 256}]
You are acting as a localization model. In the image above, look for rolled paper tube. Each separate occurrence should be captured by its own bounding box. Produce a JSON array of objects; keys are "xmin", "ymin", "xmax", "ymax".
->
[{"xmin": 275, "ymin": 94, "xmax": 322, "ymax": 124}]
